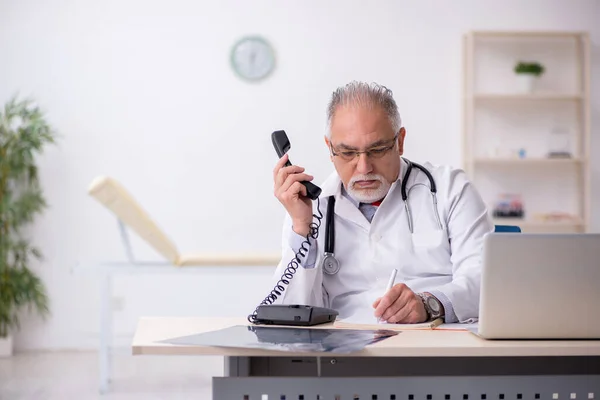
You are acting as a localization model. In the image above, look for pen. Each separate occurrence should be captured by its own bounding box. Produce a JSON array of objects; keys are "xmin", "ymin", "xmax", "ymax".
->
[{"xmin": 378, "ymin": 268, "xmax": 398, "ymax": 323}]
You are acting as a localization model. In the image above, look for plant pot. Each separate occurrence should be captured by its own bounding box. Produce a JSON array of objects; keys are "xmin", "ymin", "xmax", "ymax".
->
[
  {"xmin": 516, "ymin": 74, "xmax": 537, "ymax": 93},
  {"xmin": 0, "ymin": 335, "xmax": 13, "ymax": 357}
]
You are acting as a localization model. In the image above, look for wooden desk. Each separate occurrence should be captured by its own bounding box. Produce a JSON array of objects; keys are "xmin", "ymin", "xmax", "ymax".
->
[{"xmin": 133, "ymin": 317, "xmax": 600, "ymax": 400}]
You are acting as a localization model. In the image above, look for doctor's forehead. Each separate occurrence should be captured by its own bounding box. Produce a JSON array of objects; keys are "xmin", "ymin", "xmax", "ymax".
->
[{"xmin": 329, "ymin": 105, "xmax": 397, "ymax": 146}]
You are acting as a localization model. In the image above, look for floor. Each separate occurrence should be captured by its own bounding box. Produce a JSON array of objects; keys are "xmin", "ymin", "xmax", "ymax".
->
[{"xmin": 0, "ymin": 350, "xmax": 224, "ymax": 399}]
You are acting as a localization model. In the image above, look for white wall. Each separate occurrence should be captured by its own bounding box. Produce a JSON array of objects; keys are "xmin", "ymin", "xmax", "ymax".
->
[{"xmin": 1, "ymin": 0, "xmax": 598, "ymax": 350}]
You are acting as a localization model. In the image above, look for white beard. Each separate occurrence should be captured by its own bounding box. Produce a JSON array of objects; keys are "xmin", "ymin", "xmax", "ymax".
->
[{"xmin": 346, "ymin": 173, "xmax": 391, "ymax": 203}]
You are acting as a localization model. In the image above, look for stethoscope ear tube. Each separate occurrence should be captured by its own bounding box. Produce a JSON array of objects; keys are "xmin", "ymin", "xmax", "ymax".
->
[
  {"xmin": 322, "ymin": 196, "xmax": 340, "ymax": 275},
  {"xmin": 400, "ymin": 159, "xmax": 413, "ymax": 201},
  {"xmin": 401, "ymin": 158, "xmax": 437, "ymax": 198},
  {"xmin": 400, "ymin": 157, "xmax": 440, "ymax": 233},
  {"xmin": 325, "ymin": 196, "xmax": 335, "ymax": 253}
]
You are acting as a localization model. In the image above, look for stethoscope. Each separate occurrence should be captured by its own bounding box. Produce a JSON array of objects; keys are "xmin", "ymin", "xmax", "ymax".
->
[{"xmin": 321, "ymin": 158, "xmax": 443, "ymax": 275}]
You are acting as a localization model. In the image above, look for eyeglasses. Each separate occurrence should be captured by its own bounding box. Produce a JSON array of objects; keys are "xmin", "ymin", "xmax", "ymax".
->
[{"xmin": 330, "ymin": 134, "xmax": 398, "ymax": 162}]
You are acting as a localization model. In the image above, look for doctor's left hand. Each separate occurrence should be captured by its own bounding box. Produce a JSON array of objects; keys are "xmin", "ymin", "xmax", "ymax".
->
[{"xmin": 372, "ymin": 284, "xmax": 428, "ymax": 324}]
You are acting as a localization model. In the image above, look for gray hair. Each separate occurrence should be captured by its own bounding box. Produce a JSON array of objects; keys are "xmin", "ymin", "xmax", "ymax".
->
[{"xmin": 326, "ymin": 81, "xmax": 402, "ymax": 138}]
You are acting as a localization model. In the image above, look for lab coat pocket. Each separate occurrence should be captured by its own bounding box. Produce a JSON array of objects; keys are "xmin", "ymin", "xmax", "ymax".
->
[
  {"xmin": 411, "ymin": 230, "xmax": 445, "ymax": 251},
  {"xmin": 410, "ymin": 229, "xmax": 450, "ymax": 270}
]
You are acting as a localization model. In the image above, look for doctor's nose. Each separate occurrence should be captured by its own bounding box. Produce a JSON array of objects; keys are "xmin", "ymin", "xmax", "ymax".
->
[{"xmin": 355, "ymin": 153, "xmax": 373, "ymax": 174}]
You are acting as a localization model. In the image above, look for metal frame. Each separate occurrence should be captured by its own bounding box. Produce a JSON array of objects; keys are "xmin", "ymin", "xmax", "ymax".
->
[
  {"xmin": 238, "ymin": 356, "xmax": 600, "ymax": 377},
  {"xmin": 213, "ymin": 375, "xmax": 599, "ymax": 400},
  {"xmin": 75, "ymin": 219, "xmax": 202, "ymax": 394},
  {"xmin": 76, "ymin": 217, "xmax": 277, "ymax": 394},
  {"xmin": 84, "ymin": 177, "xmax": 278, "ymax": 394},
  {"xmin": 97, "ymin": 220, "xmax": 135, "ymax": 393},
  {"xmin": 216, "ymin": 356, "xmax": 600, "ymax": 400}
]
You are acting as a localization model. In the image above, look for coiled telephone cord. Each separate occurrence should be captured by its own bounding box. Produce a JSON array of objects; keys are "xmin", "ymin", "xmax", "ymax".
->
[{"xmin": 247, "ymin": 197, "xmax": 323, "ymax": 323}]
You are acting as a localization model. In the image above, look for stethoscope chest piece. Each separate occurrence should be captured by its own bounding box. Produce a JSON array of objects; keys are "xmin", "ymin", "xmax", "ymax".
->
[{"xmin": 322, "ymin": 252, "xmax": 340, "ymax": 275}]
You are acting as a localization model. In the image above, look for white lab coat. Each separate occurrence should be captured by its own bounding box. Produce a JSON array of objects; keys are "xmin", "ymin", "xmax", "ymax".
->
[{"xmin": 271, "ymin": 157, "xmax": 494, "ymax": 323}]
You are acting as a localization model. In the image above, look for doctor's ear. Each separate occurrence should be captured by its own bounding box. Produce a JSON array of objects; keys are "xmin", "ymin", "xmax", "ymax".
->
[
  {"xmin": 397, "ymin": 127, "xmax": 406, "ymax": 155},
  {"xmin": 324, "ymin": 136, "xmax": 333, "ymax": 161}
]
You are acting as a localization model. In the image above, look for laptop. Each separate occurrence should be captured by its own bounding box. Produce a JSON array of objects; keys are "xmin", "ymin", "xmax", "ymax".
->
[{"xmin": 477, "ymin": 232, "xmax": 600, "ymax": 339}]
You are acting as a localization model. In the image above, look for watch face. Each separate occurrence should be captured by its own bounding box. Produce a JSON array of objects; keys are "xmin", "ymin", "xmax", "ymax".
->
[{"xmin": 427, "ymin": 297, "xmax": 441, "ymax": 313}]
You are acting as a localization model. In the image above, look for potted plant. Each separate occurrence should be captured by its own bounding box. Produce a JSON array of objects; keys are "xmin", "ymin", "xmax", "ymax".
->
[
  {"xmin": 0, "ymin": 95, "xmax": 55, "ymax": 356},
  {"xmin": 514, "ymin": 61, "xmax": 545, "ymax": 93}
]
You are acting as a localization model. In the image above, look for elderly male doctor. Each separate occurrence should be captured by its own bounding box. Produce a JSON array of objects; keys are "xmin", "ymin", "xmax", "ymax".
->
[{"xmin": 271, "ymin": 81, "xmax": 494, "ymax": 324}]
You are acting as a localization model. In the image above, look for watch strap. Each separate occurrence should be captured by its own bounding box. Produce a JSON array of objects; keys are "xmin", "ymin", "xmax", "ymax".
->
[{"xmin": 417, "ymin": 293, "xmax": 432, "ymax": 321}]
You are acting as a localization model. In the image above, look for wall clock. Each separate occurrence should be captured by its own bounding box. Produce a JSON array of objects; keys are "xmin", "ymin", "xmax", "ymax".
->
[{"xmin": 230, "ymin": 36, "xmax": 276, "ymax": 81}]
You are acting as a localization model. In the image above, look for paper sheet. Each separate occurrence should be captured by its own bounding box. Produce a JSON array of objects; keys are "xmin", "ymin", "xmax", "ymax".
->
[
  {"xmin": 333, "ymin": 308, "xmax": 478, "ymax": 331},
  {"xmin": 334, "ymin": 311, "xmax": 443, "ymax": 330},
  {"xmin": 436, "ymin": 322, "xmax": 479, "ymax": 332}
]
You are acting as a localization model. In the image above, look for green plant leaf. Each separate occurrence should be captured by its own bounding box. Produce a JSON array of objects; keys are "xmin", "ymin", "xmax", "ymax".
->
[
  {"xmin": 514, "ymin": 61, "xmax": 545, "ymax": 76},
  {"xmin": 0, "ymin": 94, "xmax": 55, "ymax": 337},
  {"xmin": 8, "ymin": 187, "xmax": 47, "ymax": 230}
]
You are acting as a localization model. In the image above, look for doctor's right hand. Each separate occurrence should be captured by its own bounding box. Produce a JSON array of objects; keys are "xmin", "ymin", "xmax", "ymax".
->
[{"xmin": 273, "ymin": 153, "xmax": 315, "ymax": 237}]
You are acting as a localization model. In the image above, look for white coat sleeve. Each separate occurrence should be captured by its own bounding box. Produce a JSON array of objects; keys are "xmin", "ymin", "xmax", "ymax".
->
[
  {"xmin": 268, "ymin": 213, "xmax": 328, "ymax": 308},
  {"xmin": 433, "ymin": 168, "xmax": 494, "ymax": 322}
]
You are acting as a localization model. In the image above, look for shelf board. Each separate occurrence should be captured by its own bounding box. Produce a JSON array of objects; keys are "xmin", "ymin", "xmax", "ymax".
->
[
  {"xmin": 473, "ymin": 93, "xmax": 583, "ymax": 101},
  {"xmin": 474, "ymin": 157, "xmax": 584, "ymax": 166},
  {"xmin": 469, "ymin": 31, "xmax": 587, "ymax": 39},
  {"xmin": 493, "ymin": 218, "xmax": 584, "ymax": 228}
]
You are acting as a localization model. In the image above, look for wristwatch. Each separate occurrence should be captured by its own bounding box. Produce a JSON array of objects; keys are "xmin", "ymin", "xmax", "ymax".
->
[{"xmin": 417, "ymin": 293, "xmax": 444, "ymax": 321}]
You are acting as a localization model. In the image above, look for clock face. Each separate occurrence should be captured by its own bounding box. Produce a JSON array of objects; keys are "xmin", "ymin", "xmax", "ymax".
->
[{"xmin": 230, "ymin": 36, "xmax": 275, "ymax": 81}]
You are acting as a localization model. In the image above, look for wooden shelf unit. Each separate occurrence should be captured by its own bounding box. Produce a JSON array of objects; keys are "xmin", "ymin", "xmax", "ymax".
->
[
  {"xmin": 473, "ymin": 93, "xmax": 584, "ymax": 101},
  {"xmin": 474, "ymin": 157, "xmax": 585, "ymax": 166},
  {"xmin": 463, "ymin": 31, "xmax": 591, "ymax": 233}
]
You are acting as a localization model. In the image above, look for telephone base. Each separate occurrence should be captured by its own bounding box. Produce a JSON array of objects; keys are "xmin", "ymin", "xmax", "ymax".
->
[{"xmin": 253, "ymin": 304, "xmax": 339, "ymax": 326}]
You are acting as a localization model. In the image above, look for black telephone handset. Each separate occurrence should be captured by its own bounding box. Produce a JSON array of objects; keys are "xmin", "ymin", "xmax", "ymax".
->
[
  {"xmin": 271, "ymin": 130, "xmax": 322, "ymax": 200},
  {"xmin": 246, "ymin": 130, "xmax": 338, "ymax": 327}
]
